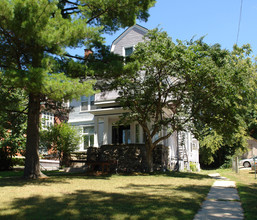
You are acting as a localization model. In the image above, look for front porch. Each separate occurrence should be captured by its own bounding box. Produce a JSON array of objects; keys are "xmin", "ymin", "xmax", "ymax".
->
[{"xmin": 90, "ymin": 112, "xmax": 145, "ymax": 148}]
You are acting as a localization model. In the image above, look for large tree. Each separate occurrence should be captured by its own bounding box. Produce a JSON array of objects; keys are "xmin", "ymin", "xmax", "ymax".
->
[
  {"xmin": 107, "ymin": 29, "xmax": 256, "ymax": 171},
  {"xmin": 0, "ymin": 0, "xmax": 156, "ymax": 178}
]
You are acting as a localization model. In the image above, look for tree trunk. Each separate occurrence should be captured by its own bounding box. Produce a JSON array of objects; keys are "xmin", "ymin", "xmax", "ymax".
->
[
  {"xmin": 24, "ymin": 93, "xmax": 45, "ymax": 179},
  {"xmin": 146, "ymin": 146, "xmax": 154, "ymax": 172},
  {"xmin": 60, "ymin": 151, "xmax": 71, "ymax": 167}
]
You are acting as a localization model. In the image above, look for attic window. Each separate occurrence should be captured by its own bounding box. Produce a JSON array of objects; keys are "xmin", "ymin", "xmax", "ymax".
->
[{"xmin": 125, "ymin": 47, "xmax": 133, "ymax": 57}]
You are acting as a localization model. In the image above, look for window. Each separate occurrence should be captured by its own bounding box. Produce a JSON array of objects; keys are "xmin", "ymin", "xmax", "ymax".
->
[
  {"xmin": 90, "ymin": 96, "xmax": 96, "ymax": 110},
  {"xmin": 82, "ymin": 126, "xmax": 94, "ymax": 150},
  {"xmin": 81, "ymin": 95, "xmax": 95, "ymax": 111},
  {"xmin": 192, "ymin": 143, "xmax": 197, "ymax": 150},
  {"xmin": 81, "ymin": 96, "xmax": 88, "ymax": 111},
  {"xmin": 125, "ymin": 47, "xmax": 133, "ymax": 57},
  {"xmin": 41, "ymin": 112, "xmax": 54, "ymax": 129}
]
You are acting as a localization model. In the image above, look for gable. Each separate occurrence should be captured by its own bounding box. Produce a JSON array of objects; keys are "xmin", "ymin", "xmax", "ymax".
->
[{"xmin": 111, "ymin": 24, "xmax": 148, "ymax": 56}]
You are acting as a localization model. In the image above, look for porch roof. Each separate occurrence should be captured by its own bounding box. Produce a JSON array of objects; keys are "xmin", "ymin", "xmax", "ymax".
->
[{"xmin": 88, "ymin": 107, "xmax": 127, "ymax": 116}]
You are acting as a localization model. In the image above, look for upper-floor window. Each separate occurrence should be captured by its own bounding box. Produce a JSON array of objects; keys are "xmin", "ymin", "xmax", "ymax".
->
[
  {"xmin": 80, "ymin": 95, "xmax": 95, "ymax": 112},
  {"xmin": 125, "ymin": 46, "xmax": 133, "ymax": 57}
]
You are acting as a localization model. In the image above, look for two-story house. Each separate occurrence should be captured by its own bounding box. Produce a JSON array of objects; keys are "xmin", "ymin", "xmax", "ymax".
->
[{"xmin": 68, "ymin": 24, "xmax": 200, "ymax": 171}]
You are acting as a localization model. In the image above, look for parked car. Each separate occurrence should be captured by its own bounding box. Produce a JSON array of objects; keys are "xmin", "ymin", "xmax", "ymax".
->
[{"xmin": 240, "ymin": 156, "xmax": 257, "ymax": 168}]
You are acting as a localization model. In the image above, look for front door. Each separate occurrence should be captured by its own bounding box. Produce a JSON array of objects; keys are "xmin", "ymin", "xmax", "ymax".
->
[{"xmin": 112, "ymin": 125, "xmax": 131, "ymax": 144}]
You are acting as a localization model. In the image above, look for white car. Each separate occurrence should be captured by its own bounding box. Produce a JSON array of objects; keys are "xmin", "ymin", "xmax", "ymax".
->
[{"xmin": 239, "ymin": 156, "xmax": 257, "ymax": 168}]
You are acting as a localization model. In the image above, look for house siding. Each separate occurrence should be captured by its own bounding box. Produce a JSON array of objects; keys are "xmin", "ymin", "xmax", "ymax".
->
[
  {"xmin": 69, "ymin": 99, "xmax": 94, "ymax": 123},
  {"xmin": 112, "ymin": 27, "xmax": 146, "ymax": 55}
]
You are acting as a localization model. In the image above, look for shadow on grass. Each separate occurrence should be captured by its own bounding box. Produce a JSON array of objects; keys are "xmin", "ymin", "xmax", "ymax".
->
[
  {"xmin": 159, "ymin": 171, "xmax": 211, "ymax": 180},
  {"xmin": 0, "ymin": 185, "xmax": 211, "ymax": 220},
  {"xmin": 0, "ymin": 170, "xmax": 211, "ymax": 188},
  {"xmin": 237, "ymin": 182, "xmax": 257, "ymax": 220},
  {"xmin": 0, "ymin": 171, "xmax": 112, "ymax": 187}
]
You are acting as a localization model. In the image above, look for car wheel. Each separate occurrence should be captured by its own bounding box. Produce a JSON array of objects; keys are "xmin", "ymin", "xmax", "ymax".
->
[{"xmin": 243, "ymin": 161, "xmax": 251, "ymax": 168}]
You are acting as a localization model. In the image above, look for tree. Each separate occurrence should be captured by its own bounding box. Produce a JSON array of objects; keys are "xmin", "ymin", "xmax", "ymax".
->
[
  {"xmin": 40, "ymin": 123, "xmax": 80, "ymax": 167},
  {"xmin": 0, "ymin": 0, "xmax": 156, "ymax": 178},
  {"xmin": 198, "ymin": 128, "xmax": 247, "ymax": 168},
  {"xmin": 108, "ymin": 29, "xmax": 256, "ymax": 171},
  {"xmin": 0, "ymin": 75, "xmax": 27, "ymax": 170}
]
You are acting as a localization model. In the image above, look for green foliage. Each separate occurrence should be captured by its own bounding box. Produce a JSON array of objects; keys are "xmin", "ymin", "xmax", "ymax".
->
[
  {"xmin": 40, "ymin": 123, "xmax": 80, "ymax": 167},
  {"xmin": 0, "ymin": 75, "xmax": 27, "ymax": 170},
  {"xmin": 199, "ymin": 127, "xmax": 249, "ymax": 166},
  {"xmin": 0, "ymin": 0, "xmax": 155, "ymax": 177},
  {"xmin": 219, "ymin": 156, "xmax": 233, "ymax": 169},
  {"xmin": 12, "ymin": 157, "xmax": 25, "ymax": 166},
  {"xmin": 105, "ymin": 28, "xmax": 257, "ymax": 170},
  {"xmin": 190, "ymin": 162, "xmax": 197, "ymax": 172}
]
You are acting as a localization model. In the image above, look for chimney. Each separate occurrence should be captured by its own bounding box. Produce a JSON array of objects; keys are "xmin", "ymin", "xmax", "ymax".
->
[{"xmin": 84, "ymin": 49, "xmax": 93, "ymax": 59}]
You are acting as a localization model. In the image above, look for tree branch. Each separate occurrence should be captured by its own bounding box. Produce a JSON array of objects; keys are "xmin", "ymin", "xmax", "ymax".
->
[
  {"xmin": 153, "ymin": 131, "xmax": 173, "ymax": 146},
  {"xmin": 86, "ymin": 7, "xmax": 109, "ymax": 24}
]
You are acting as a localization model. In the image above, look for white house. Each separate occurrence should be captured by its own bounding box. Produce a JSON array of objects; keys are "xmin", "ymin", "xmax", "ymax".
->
[{"xmin": 68, "ymin": 24, "xmax": 200, "ymax": 171}]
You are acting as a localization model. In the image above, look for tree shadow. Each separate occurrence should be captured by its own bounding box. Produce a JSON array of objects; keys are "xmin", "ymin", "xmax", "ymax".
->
[
  {"xmin": 0, "ymin": 172, "xmax": 112, "ymax": 187},
  {"xmin": 0, "ymin": 170, "xmax": 211, "ymax": 188},
  {"xmin": 153, "ymin": 171, "xmax": 212, "ymax": 180},
  {"xmin": 0, "ymin": 185, "xmax": 211, "ymax": 220},
  {"xmin": 237, "ymin": 182, "xmax": 257, "ymax": 220}
]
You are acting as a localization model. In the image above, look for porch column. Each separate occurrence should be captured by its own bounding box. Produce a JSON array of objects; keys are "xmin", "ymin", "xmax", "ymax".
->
[
  {"xmin": 94, "ymin": 117, "xmax": 99, "ymax": 147},
  {"xmin": 103, "ymin": 116, "xmax": 109, "ymax": 145}
]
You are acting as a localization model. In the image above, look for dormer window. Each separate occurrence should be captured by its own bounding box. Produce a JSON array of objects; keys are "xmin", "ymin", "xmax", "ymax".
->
[{"xmin": 125, "ymin": 46, "xmax": 133, "ymax": 57}]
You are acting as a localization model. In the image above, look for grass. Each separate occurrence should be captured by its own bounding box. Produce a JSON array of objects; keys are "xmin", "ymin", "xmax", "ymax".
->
[
  {"xmin": 0, "ymin": 170, "xmax": 214, "ymax": 220},
  {"xmin": 215, "ymin": 168, "xmax": 257, "ymax": 220},
  {"xmin": 201, "ymin": 168, "xmax": 257, "ymax": 220}
]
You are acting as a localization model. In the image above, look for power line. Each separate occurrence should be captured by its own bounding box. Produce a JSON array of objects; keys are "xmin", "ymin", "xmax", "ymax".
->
[{"xmin": 236, "ymin": 0, "xmax": 243, "ymax": 44}]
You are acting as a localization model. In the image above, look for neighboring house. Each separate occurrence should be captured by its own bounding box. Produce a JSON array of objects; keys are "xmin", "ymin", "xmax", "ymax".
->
[
  {"xmin": 68, "ymin": 24, "xmax": 200, "ymax": 171},
  {"xmin": 242, "ymin": 138, "xmax": 257, "ymax": 159}
]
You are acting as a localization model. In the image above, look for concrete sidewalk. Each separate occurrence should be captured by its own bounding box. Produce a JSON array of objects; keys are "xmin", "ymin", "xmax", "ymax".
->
[{"xmin": 194, "ymin": 173, "xmax": 244, "ymax": 220}]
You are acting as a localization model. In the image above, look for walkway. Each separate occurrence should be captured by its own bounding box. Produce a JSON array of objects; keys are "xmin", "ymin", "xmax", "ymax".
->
[{"xmin": 194, "ymin": 173, "xmax": 244, "ymax": 220}]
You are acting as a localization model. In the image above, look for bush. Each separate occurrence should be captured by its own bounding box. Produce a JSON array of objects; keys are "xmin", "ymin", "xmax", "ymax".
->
[
  {"xmin": 12, "ymin": 157, "xmax": 25, "ymax": 166},
  {"xmin": 190, "ymin": 162, "xmax": 197, "ymax": 172},
  {"xmin": 40, "ymin": 123, "xmax": 80, "ymax": 167},
  {"xmin": 0, "ymin": 152, "xmax": 12, "ymax": 171},
  {"xmin": 220, "ymin": 156, "xmax": 232, "ymax": 169}
]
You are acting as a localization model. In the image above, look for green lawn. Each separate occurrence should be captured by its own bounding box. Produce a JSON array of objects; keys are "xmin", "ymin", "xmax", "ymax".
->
[{"xmin": 0, "ymin": 171, "xmax": 213, "ymax": 220}]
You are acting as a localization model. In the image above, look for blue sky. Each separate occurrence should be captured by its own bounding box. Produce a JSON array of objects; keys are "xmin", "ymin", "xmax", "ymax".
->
[
  {"xmin": 105, "ymin": 0, "xmax": 257, "ymax": 55},
  {"xmin": 71, "ymin": 0, "xmax": 257, "ymax": 57}
]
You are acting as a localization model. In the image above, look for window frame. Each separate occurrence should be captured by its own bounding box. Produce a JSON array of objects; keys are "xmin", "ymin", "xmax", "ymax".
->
[
  {"xmin": 124, "ymin": 46, "xmax": 134, "ymax": 57},
  {"xmin": 41, "ymin": 112, "xmax": 54, "ymax": 130},
  {"xmin": 123, "ymin": 46, "xmax": 134, "ymax": 57},
  {"xmin": 82, "ymin": 126, "xmax": 94, "ymax": 150},
  {"xmin": 80, "ymin": 95, "xmax": 95, "ymax": 112}
]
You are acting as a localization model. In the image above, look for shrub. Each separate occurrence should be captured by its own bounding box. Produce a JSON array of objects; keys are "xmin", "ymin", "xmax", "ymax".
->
[
  {"xmin": 12, "ymin": 157, "xmax": 25, "ymax": 166},
  {"xmin": 0, "ymin": 148, "xmax": 12, "ymax": 170},
  {"xmin": 190, "ymin": 162, "xmax": 197, "ymax": 172},
  {"xmin": 40, "ymin": 123, "xmax": 80, "ymax": 167}
]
